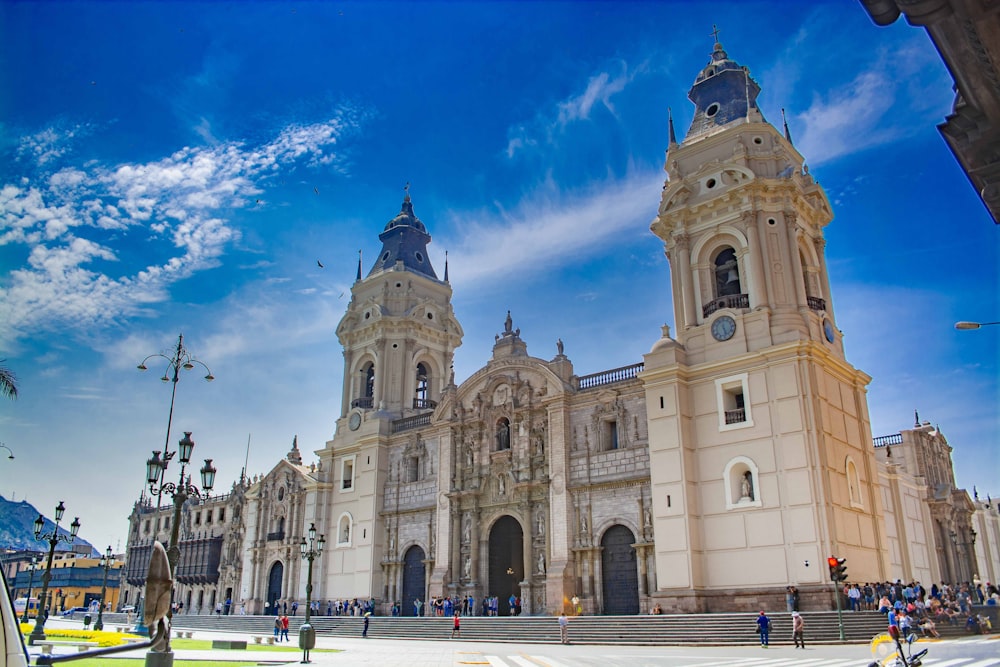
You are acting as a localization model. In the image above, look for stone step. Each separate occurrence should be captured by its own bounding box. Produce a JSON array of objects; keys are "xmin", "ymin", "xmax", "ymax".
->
[{"xmin": 101, "ymin": 610, "xmax": 977, "ymax": 646}]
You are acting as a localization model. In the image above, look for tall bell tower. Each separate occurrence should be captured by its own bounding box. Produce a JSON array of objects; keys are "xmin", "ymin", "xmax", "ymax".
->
[
  {"xmin": 316, "ymin": 190, "xmax": 463, "ymax": 600},
  {"xmin": 642, "ymin": 38, "xmax": 889, "ymax": 611}
]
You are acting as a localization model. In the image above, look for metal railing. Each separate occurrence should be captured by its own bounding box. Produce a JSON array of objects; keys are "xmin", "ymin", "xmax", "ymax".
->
[
  {"xmin": 806, "ymin": 296, "xmax": 827, "ymax": 311},
  {"xmin": 351, "ymin": 397, "xmax": 374, "ymax": 409},
  {"xmin": 412, "ymin": 398, "xmax": 437, "ymax": 410},
  {"xmin": 703, "ymin": 293, "xmax": 749, "ymax": 317},
  {"xmin": 266, "ymin": 531, "xmax": 285, "ymax": 542},
  {"xmin": 724, "ymin": 408, "xmax": 746, "ymax": 425}
]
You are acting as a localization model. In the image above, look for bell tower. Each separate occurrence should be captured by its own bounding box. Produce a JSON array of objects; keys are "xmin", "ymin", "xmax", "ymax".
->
[
  {"xmin": 642, "ymin": 37, "xmax": 889, "ymax": 611},
  {"xmin": 317, "ymin": 189, "xmax": 463, "ymax": 601}
]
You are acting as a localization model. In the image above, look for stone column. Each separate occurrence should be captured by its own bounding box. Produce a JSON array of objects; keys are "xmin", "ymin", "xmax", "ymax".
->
[
  {"xmin": 676, "ymin": 234, "xmax": 697, "ymax": 326},
  {"xmin": 592, "ymin": 548, "xmax": 604, "ymax": 614},
  {"xmin": 786, "ymin": 219, "xmax": 808, "ymax": 308},
  {"xmin": 745, "ymin": 215, "xmax": 768, "ymax": 309},
  {"xmin": 636, "ymin": 545, "xmax": 648, "ymax": 598}
]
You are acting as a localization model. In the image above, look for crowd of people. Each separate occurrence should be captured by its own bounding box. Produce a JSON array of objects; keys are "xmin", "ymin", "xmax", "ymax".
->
[
  {"xmin": 836, "ymin": 579, "xmax": 997, "ymax": 637},
  {"xmin": 395, "ymin": 594, "xmax": 523, "ymax": 617}
]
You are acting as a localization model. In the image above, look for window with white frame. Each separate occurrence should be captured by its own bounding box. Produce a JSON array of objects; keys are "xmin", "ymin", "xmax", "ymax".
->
[
  {"xmin": 846, "ymin": 457, "xmax": 863, "ymax": 509},
  {"xmin": 723, "ymin": 456, "xmax": 762, "ymax": 510},
  {"xmin": 341, "ymin": 455, "xmax": 356, "ymax": 492},
  {"xmin": 715, "ymin": 373, "xmax": 752, "ymax": 430}
]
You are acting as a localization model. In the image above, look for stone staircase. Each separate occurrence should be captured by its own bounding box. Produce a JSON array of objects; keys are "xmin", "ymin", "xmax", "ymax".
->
[{"xmin": 91, "ymin": 610, "xmax": 975, "ymax": 646}]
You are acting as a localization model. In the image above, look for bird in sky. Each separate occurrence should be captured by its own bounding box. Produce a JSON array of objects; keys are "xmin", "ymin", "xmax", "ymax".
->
[
  {"xmin": 317, "ymin": 260, "xmax": 324, "ymax": 268},
  {"xmin": 314, "ymin": 187, "xmax": 319, "ymax": 195}
]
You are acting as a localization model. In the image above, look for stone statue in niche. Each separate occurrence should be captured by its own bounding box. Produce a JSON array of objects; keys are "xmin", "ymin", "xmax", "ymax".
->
[
  {"xmin": 741, "ymin": 471, "xmax": 754, "ymax": 501},
  {"xmin": 463, "ymin": 554, "xmax": 471, "ymax": 579},
  {"xmin": 465, "ymin": 444, "xmax": 474, "ymax": 467},
  {"xmin": 497, "ymin": 474, "xmax": 506, "ymax": 496},
  {"xmin": 462, "ymin": 514, "xmax": 471, "ymax": 544},
  {"xmin": 536, "ymin": 511, "xmax": 545, "ymax": 536},
  {"xmin": 496, "ymin": 419, "xmax": 510, "ymax": 450},
  {"xmin": 644, "ymin": 507, "xmax": 652, "ymax": 527},
  {"xmin": 536, "ymin": 552, "xmax": 545, "ymax": 574},
  {"xmin": 579, "ymin": 514, "xmax": 587, "ymax": 535}
]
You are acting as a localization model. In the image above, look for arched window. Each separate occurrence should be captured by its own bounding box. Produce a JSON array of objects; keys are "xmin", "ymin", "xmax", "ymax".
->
[
  {"xmin": 496, "ymin": 417, "xmax": 511, "ymax": 451},
  {"xmin": 363, "ymin": 363, "xmax": 375, "ymax": 398},
  {"xmin": 714, "ymin": 247, "xmax": 741, "ymax": 297},
  {"xmin": 724, "ymin": 456, "xmax": 762, "ymax": 510},
  {"xmin": 414, "ymin": 363, "xmax": 429, "ymax": 408}
]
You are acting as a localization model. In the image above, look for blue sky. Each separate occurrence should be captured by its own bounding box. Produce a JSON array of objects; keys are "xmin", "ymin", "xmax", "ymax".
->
[{"xmin": 1, "ymin": 1, "xmax": 997, "ymax": 553}]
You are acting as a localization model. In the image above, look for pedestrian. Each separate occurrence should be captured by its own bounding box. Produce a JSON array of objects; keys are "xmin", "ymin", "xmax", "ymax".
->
[
  {"xmin": 291, "ymin": 601, "xmax": 298, "ymax": 616},
  {"xmin": 363, "ymin": 612, "xmax": 370, "ymax": 638},
  {"xmin": 281, "ymin": 614, "xmax": 290, "ymax": 642},
  {"xmin": 756, "ymin": 610, "xmax": 771, "ymax": 648},
  {"xmin": 273, "ymin": 615, "xmax": 281, "ymax": 641},
  {"xmin": 558, "ymin": 612, "xmax": 569, "ymax": 644},
  {"xmin": 792, "ymin": 611, "xmax": 805, "ymax": 648},
  {"xmin": 451, "ymin": 611, "xmax": 461, "ymax": 639}
]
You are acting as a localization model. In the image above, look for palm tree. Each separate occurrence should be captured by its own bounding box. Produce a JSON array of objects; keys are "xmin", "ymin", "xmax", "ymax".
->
[{"xmin": 0, "ymin": 360, "xmax": 17, "ymax": 400}]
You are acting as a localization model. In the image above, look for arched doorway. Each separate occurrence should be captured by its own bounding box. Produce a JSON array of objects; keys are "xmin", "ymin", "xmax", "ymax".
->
[
  {"xmin": 266, "ymin": 561, "xmax": 283, "ymax": 614},
  {"xmin": 401, "ymin": 546, "xmax": 426, "ymax": 616},
  {"xmin": 601, "ymin": 525, "xmax": 639, "ymax": 615},
  {"xmin": 488, "ymin": 515, "xmax": 524, "ymax": 616}
]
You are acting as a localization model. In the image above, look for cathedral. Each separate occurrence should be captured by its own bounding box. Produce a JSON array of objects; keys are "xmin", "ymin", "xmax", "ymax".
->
[{"xmin": 121, "ymin": 39, "xmax": 998, "ymax": 617}]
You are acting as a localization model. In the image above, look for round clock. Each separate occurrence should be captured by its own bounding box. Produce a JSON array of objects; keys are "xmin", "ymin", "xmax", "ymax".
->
[
  {"xmin": 823, "ymin": 319, "xmax": 835, "ymax": 343},
  {"xmin": 711, "ymin": 315, "xmax": 736, "ymax": 341},
  {"xmin": 348, "ymin": 412, "xmax": 362, "ymax": 431}
]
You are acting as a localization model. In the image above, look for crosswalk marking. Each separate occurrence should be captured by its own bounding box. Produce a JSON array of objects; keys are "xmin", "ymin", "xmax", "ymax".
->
[{"xmin": 472, "ymin": 655, "xmax": 1000, "ymax": 667}]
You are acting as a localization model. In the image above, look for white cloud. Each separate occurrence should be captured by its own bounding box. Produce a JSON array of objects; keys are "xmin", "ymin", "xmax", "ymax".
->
[
  {"xmin": 506, "ymin": 62, "xmax": 637, "ymax": 160},
  {"xmin": 441, "ymin": 170, "xmax": 663, "ymax": 288},
  {"xmin": 0, "ymin": 109, "xmax": 364, "ymax": 346},
  {"xmin": 791, "ymin": 42, "xmax": 951, "ymax": 166}
]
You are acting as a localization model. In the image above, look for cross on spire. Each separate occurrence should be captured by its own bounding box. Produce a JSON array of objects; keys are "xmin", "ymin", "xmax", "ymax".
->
[{"xmin": 711, "ymin": 24, "xmax": 722, "ymax": 44}]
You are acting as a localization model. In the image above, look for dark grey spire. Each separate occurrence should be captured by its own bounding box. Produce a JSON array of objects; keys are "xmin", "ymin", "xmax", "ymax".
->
[
  {"xmin": 782, "ymin": 108, "xmax": 793, "ymax": 143},
  {"xmin": 367, "ymin": 189, "xmax": 438, "ymax": 280},
  {"xmin": 668, "ymin": 107, "xmax": 677, "ymax": 146},
  {"xmin": 684, "ymin": 35, "xmax": 763, "ymax": 142}
]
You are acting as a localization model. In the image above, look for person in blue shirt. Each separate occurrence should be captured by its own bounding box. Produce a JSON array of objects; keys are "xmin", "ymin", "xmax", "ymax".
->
[{"xmin": 756, "ymin": 611, "xmax": 771, "ymax": 647}]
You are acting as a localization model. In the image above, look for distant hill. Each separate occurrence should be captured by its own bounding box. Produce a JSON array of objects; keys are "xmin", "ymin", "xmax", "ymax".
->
[{"xmin": 0, "ymin": 495, "xmax": 98, "ymax": 556}]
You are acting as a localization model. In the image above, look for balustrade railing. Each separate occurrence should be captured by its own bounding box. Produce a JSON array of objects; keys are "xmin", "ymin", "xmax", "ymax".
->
[
  {"xmin": 873, "ymin": 433, "xmax": 903, "ymax": 448},
  {"xmin": 806, "ymin": 296, "xmax": 827, "ymax": 311},
  {"xmin": 392, "ymin": 413, "xmax": 431, "ymax": 433},
  {"xmin": 577, "ymin": 362, "xmax": 644, "ymax": 390},
  {"xmin": 351, "ymin": 396, "xmax": 374, "ymax": 409},
  {"xmin": 703, "ymin": 293, "xmax": 749, "ymax": 317}
]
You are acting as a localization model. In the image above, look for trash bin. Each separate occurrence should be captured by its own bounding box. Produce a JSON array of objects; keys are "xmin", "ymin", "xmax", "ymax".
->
[
  {"xmin": 83, "ymin": 614, "xmax": 92, "ymax": 628},
  {"xmin": 298, "ymin": 623, "xmax": 315, "ymax": 651}
]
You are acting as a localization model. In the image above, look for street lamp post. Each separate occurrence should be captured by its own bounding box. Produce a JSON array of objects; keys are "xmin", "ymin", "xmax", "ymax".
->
[
  {"xmin": 136, "ymin": 333, "xmax": 213, "ymax": 637},
  {"xmin": 144, "ymin": 431, "xmax": 216, "ymax": 667},
  {"xmin": 298, "ymin": 524, "xmax": 325, "ymax": 664},
  {"xmin": 28, "ymin": 502, "xmax": 81, "ymax": 644},
  {"xmin": 20, "ymin": 558, "xmax": 39, "ymax": 624},
  {"xmin": 94, "ymin": 546, "xmax": 114, "ymax": 631},
  {"xmin": 955, "ymin": 320, "xmax": 1000, "ymax": 330}
]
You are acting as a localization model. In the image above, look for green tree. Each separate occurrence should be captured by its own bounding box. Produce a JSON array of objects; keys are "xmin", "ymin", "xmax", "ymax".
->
[{"xmin": 0, "ymin": 360, "xmax": 17, "ymax": 400}]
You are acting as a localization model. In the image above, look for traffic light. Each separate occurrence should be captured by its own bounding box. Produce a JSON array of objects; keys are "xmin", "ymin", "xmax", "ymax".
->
[{"xmin": 827, "ymin": 556, "xmax": 847, "ymax": 582}]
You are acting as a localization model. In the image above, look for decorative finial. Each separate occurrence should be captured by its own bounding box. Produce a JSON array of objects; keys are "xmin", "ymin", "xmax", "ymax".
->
[
  {"xmin": 781, "ymin": 108, "xmax": 793, "ymax": 143},
  {"xmin": 711, "ymin": 24, "xmax": 721, "ymax": 46},
  {"xmin": 974, "ymin": 486, "xmax": 979, "ymax": 500},
  {"xmin": 444, "ymin": 250, "xmax": 449, "ymax": 282},
  {"xmin": 668, "ymin": 107, "xmax": 677, "ymax": 146},
  {"xmin": 404, "ymin": 181, "xmax": 410, "ymax": 201}
]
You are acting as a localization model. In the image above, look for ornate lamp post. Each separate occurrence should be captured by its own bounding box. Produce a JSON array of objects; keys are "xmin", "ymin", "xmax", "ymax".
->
[
  {"xmin": 28, "ymin": 502, "xmax": 81, "ymax": 644},
  {"xmin": 144, "ymin": 431, "xmax": 216, "ymax": 667},
  {"xmin": 298, "ymin": 523, "xmax": 325, "ymax": 664},
  {"xmin": 20, "ymin": 557, "xmax": 39, "ymax": 623},
  {"xmin": 94, "ymin": 546, "xmax": 114, "ymax": 631},
  {"xmin": 136, "ymin": 334, "xmax": 213, "ymax": 636}
]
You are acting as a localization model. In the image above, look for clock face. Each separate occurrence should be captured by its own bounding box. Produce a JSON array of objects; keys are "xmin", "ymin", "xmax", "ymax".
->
[
  {"xmin": 711, "ymin": 315, "xmax": 736, "ymax": 341},
  {"xmin": 823, "ymin": 319, "xmax": 835, "ymax": 343},
  {"xmin": 348, "ymin": 412, "xmax": 362, "ymax": 431}
]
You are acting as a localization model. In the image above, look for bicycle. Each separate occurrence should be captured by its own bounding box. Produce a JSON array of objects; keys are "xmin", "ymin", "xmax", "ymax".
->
[{"xmin": 868, "ymin": 631, "xmax": 929, "ymax": 667}]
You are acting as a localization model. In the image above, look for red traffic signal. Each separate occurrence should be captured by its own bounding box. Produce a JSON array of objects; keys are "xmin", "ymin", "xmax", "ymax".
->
[{"xmin": 827, "ymin": 556, "xmax": 847, "ymax": 582}]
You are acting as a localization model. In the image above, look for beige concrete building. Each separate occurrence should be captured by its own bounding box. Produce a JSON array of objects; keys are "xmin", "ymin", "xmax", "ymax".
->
[{"xmin": 122, "ymin": 38, "xmax": 1000, "ymax": 616}]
